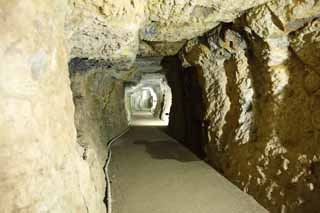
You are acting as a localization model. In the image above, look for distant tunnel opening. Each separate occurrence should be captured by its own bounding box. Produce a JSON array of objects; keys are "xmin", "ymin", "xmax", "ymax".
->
[
  {"xmin": 124, "ymin": 58, "xmax": 172, "ymax": 127},
  {"xmin": 123, "ymin": 56, "xmax": 207, "ymax": 158}
]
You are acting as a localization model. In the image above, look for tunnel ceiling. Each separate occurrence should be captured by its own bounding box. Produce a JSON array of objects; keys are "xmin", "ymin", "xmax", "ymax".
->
[
  {"xmin": 134, "ymin": 57, "xmax": 163, "ymax": 73},
  {"xmin": 65, "ymin": 0, "xmax": 271, "ymax": 69}
]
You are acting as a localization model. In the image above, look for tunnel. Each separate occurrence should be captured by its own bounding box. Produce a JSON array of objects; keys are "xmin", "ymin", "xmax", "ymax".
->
[
  {"xmin": 124, "ymin": 68, "xmax": 172, "ymax": 126},
  {"xmin": 2, "ymin": 1, "xmax": 320, "ymax": 213}
]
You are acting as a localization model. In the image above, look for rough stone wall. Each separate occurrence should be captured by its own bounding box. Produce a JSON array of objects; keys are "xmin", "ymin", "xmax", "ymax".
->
[
  {"xmin": 0, "ymin": 1, "xmax": 104, "ymax": 212},
  {"xmin": 178, "ymin": 2, "xmax": 320, "ymax": 211},
  {"xmin": 69, "ymin": 59, "xmax": 130, "ymax": 212}
]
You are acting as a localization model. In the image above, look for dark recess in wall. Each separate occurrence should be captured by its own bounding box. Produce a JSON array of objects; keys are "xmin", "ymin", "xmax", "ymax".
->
[{"xmin": 163, "ymin": 56, "xmax": 208, "ymax": 159}]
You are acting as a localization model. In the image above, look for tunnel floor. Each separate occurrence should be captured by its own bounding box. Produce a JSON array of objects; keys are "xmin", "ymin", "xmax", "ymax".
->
[
  {"xmin": 109, "ymin": 127, "xmax": 267, "ymax": 213},
  {"xmin": 129, "ymin": 112, "xmax": 168, "ymax": 126}
]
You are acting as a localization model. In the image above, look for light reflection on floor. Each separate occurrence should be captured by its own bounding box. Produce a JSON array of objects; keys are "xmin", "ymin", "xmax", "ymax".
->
[{"xmin": 129, "ymin": 112, "xmax": 169, "ymax": 126}]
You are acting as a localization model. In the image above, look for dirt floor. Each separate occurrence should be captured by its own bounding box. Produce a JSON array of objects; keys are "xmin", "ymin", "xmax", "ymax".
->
[{"xmin": 109, "ymin": 126, "xmax": 267, "ymax": 213}]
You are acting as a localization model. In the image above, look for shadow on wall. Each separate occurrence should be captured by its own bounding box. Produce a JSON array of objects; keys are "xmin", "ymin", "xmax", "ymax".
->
[
  {"xmin": 163, "ymin": 56, "xmax": 208, "ymax": 160},
  {"xmin": 134, "ymin": 140, "xmax": 200, "ymax": 163}
]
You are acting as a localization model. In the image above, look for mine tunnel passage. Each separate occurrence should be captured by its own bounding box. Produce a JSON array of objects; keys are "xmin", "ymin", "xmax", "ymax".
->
[
  {"xmin": 3, "ymin": 1, "xmax": 320, "ymax": 213},
  {"xmin": 105, "ymin": 56, "xmax": 267, "ymax": 213},
  {"xmin": 67, "ymin": 55, "xmax": 268, "ymax": 213}
]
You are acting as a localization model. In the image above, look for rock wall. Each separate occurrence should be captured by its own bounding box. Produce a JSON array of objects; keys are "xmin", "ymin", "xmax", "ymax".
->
[
  {"xmin": 177, "ymin": 2, "xmax": 320, "ymax": 212},
  {"xmin": 69, "ymin": 59, "xmax": 130, "ymax": 211},
  {"xmin": 0, "ymin": 1, "xmax": 104, "ymax": 212}
]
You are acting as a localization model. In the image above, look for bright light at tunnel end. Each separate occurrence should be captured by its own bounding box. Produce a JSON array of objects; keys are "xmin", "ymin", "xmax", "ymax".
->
[{"xmin": 124, "ymin": 73, "xmax": 172, "ymax": 126}]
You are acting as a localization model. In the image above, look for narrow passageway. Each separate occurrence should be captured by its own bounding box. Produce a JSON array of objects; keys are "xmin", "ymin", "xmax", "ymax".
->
[
  {"xmin": 3, "ymin": 2, "xmax": 320, "ymax": 212},
  {"xmin": 109, "ymin": 127, "xmax": 267, "ymax": 213}
]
